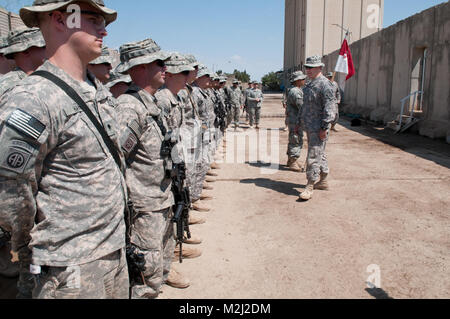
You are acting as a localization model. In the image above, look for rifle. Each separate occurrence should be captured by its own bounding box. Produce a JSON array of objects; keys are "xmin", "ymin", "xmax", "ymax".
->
[
  {"xmin": 0, "ymin": 227, "xmax": 11, "ymax": 249},
  {"xmin": 125, "ymin": 201, "xmax": 146, "ymax": 286},
  {"xmin": 171, "ymin": 162, "xmax": 192, "ymax": 263}
]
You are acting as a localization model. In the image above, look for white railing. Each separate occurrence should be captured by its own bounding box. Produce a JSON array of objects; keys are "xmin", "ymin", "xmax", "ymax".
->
[{"xmin": 397, "ymin": 90, "xmax": 422, "ymax": 132}]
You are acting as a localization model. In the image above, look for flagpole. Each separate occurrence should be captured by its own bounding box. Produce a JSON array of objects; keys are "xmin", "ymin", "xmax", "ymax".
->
[{"xmin": 332, "ymin": 26, "xmax": 351, "ymax": 82}]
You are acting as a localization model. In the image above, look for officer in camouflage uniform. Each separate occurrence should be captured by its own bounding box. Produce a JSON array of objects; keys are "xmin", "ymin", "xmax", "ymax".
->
[
  {"xmin": 228, "ymin": 79, "xmax": 243, "ymax": 131},
  {"xmin": 247, "ymin": 81, "xmax": 264, "ymax": 129},
  {"xmin": 115, "ymin": 39, "xmax": 189, "ymax": 297},
  {"xmin": 325, "ymin": 72, "xmax": 342, "ymax": 132},
  {"xmin": 286, "ymin": 71, "xmax": 307, "ymax": 172},
  {"xmin": 0, "ymin": 0, "xmax": 129, "ymax": 299},
  {"xmin": 106, "ymin": 70, "xmax": 132, "ymax": 98},
  {"xmin": 88, "ymin": 46, "xmax": 113, "ymax": 84},
  {"xmin": 0, "ymin": 28, "xmax": 46, "ymax": 97},
  {"xmin": 0, "ymin": 36, "xmax": 15, "ymax": 75},
  {"xmin": 298, "ymin": 56, "xmax": 336, "ymax": 201}
]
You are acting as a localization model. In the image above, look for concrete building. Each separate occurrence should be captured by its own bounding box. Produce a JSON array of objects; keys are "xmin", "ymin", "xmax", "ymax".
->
[
  {"xmin": 322, "ymin": 2, "xmax": 450, "ymax": 142},
  {"xmin": 0, "ymin": 7, "xmax": 25, "ymax": 36},
  {"xmin": 284, "ymin": 0, "xmax": 383, "ymax": 79}
]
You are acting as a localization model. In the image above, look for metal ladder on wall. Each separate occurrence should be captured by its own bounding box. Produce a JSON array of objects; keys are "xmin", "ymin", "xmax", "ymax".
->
[{"xmin": 388, "ymin": 90, "xmax": 423, "ymax": 134}]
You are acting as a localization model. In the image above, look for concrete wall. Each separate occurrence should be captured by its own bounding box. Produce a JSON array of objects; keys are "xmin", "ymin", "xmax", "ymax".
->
[
  {"xmin": 0, "ymin": 8, "xmax": 25, "ymax": 36},
  {"xmin": 322, "ymin": 2, "xmax": 450, "ymax": 141}
]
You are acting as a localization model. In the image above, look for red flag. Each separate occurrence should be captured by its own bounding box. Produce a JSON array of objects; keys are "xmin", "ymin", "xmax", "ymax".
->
[{"xmin": 334, "ymin": 39, "xmax": 355, "ymax": 80}]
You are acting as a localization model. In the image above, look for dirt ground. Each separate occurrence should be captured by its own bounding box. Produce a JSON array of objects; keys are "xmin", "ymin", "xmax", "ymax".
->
[
  {"xmin": 160, "ymin": 93, "xmax": 450, "ymax": 299},
  {"xmin": 1, "ymin": 93, "xmax": 449, "ymax": 299}
]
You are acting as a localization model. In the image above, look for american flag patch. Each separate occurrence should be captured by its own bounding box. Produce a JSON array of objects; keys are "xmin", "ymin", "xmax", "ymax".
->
[{"xmin": 6, "ymin": 109, "xmax": 46, "ymax": 140}]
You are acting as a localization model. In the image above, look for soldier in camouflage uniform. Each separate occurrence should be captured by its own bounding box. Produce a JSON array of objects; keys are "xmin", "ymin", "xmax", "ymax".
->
[
  {"xmin": 106, "ymin": 70, "xmax": 132, "ymax": 98},
  {"xmin": 247, "ymin": 81, "xmax": 264, "ymax": 129},
  {"xmin": 0, "ymin": 0, "xmax": 129, "ymax": 299},
  {"xmin": 286, "ymin": 71, "xmax": 307, "ymax": 172},
  {"xmin": 298, "ymin": 56, "xmax": 336, "ymax": 201},
  {"xmin": 88, "ymin": 46, "xmax": 113, "ymax": 84},
  {"xmin": 0, "ymin": 28, "xmax": 46, "ymax": 97},
  {"xmin": 115, "ymin": 39, "xmax": 191, "ymax": 297},
  {"xmin": 325, "ymin": 72, "xmax": 342, "ymax": 132},
  {"xmin": 0, "ymin": 36, "xmax": 15, "ymax": 75},
  {"xmin": 228, "ymin": 79, "xmax": 243, "ymax": 131}
]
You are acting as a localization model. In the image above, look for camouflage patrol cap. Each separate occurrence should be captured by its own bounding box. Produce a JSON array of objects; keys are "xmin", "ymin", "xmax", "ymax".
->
[
  {"xmin": 3, "ymin": 27, "xmax": 46, "ymax": 59},
  {"xmin": 89, "ymin": 46, "xmax": 112, "ymax": 65},
  {"xmin": 325, "ymin": 72, "xmax": 334, "ymax": 78},
  {"xmin": 106, "ymin": 71, "xmax": 132, "ymax": 88},
  {"xmin": 196, "ymin": 64, "xmax": 212, "ymax": 78},
  {"xmin": 184, "ymin": 54, "xmax": 200, "ymax": 68},
  {"xmin": 20, "ymin": 0, "xmax": 117, "ymax": 28},
  {"xmin": 219, "ymin": 77, "xmax": 227, "ymax": 83},
  {"xmin": 232, "ymin": 79, "xmax": 239, "ymax": 84},
  {"xmin": 0, "ymin": 36, "xmax": 8, "ymax": 55},
  {"xmin": 116, "ymin": 38, "xmax": 170, "ymax": 74},
  {"xmin": 165, "ymin": 52, "xmax": 195, "ymax": 74},
  {"xmin": 290, "ymin": 71, "xmax": 307, "ymax": 83},
  {"xmin": 304, "ymin": 55, "xmax": 325, "ymax": 68}
]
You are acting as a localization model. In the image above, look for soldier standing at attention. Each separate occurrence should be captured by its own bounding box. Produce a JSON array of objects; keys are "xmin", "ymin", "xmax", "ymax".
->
[
  {"xmin": 87, "ymin": 46, "xmax": 113, "ymax": 84},
  {"xmin": 286, "ymin": 71, "xmax": 307, "ymax": 173},
  {"xmin": 325, "ymin": 72, "xmax": 342, "ymax": 132},
  {"xmin": 0, "ymin": 0, "xmax": 129, "ymax": 299},
  {"xmin": 115, "ymin": 39, "xmax": 190, "ymax": 298},
  {"xmin": 247, "ymin": 81, "xmax": 264, "ymax": 129},
  {"xmin": 299, "ymin": 56, "xmax": 336, "ymax": 201},
  {"xmin": 228, "ymin": 79, "xmax": 243, "ymax": 131},
  {"xmin": 0, "ymin": 28, "xmax": 46, "ymax": 97}
]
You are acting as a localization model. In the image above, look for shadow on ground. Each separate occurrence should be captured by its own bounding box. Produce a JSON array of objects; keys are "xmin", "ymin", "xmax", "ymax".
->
[
  {"xmin": 240, "ymin": 178, "xmax": 304, "ymax": 197},
  {"xmin": 340, "ymin": 116, "xmax": 450, "ymax": 169}
]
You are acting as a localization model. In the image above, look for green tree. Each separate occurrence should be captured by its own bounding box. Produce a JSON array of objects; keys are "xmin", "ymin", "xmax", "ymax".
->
[
  {"xmin": 262, "ymin": 72, "xmax": 282, "ymax": 91},
  {"xmin": 233, "ymin": 69, "xmax": 250, "ymax": 83}
]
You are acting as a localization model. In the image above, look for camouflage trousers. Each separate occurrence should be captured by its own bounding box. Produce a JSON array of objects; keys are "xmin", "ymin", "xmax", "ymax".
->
[
  {"xmin": 333, "ymin": 108, "xmax": 340, "ymax": 126},
  {"xmin": 305, "ymin": 131, "xmax": 330, "ymax": 182},
  {"xmin": 231, "ymin": 106, "xmax": 240, "ymax": 126},
  {"xmin": 248, "ymin": 107, "xmax": 261, "ymax": 126},
  {"xmin": 33, "ymin": 248, "xmax": 129, "ymax": 299},
  {"xmin": 130, "ymin": 207, "xmax": 176, "ymax": 299},
  {"xmin": 287, "ymin": 124, "xmax": 304, "ymax": 159}
]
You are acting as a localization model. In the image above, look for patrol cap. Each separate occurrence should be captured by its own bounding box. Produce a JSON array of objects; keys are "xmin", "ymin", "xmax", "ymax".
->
[
  {"xmin": 20, "ymin": 0, "xmax": 117, "ymax": 28},
  {"xmin": 106, "ymin": 71, "xmax": 132, "ymax": 88},
  {"xmin": 165, "ymin": 52, "xmax": 195, "ymax": 74},
  {"xmin": 3, "ymin": 27, "xmax": 46, "ymax": 59},
  {"xmin": 304, "ymin": 55, "xmax": 325, "ymax": 68},
  {"xmin": 196, "ymin": 64, "xmax": 212, "ymax": 78},
  {"xmin": 325, "ymin": 72, "xmax": 333, "ymax": 78},
  {"xmin": 184, "ymin": 54, "xmax": 200, "ymax": 68},
  {"xmin": 89, "ymin": 46, "xmax": 112, "ymax": 65},
  {"xmin": 232, "ymin": 79, "xmax": 239, "ymax": 84},
  {"xmin": 219, "ymin": 77, "xmax": 227, "ymax": 83},
  {"xmin": 290, "ymin": 71, "xmax": 307, "ymax": 83},
  {"xmin": 116, "ymin": 38, "xmax": 171, "ymax": 74}
]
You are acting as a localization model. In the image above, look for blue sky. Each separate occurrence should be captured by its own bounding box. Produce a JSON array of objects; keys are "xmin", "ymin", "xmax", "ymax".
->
[{"xmin": 3, "ymin": 0, "xmax": 447, "ymax": 81}]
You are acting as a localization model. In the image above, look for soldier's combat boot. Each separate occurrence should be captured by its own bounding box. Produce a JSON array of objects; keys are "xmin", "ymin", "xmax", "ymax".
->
[
  {"xmin": 200, "ymin": 191, "xmax": 213, "ymax": 201},
  {"xmin": 189, "ymin": 213, "xmax": 206, "ymax": 225},
  {"xmin": 184, "ymin": 235, "xmax": 203, "ymax": 245},
  {"xmin": 205, "ymin": 176, "xmax": 217, "ymax": 183},
  {"xmin": 166, "ymin": 269, "xmax": 190, "ymax": 289},
  {"xmin": 331, "ymin": 124, "xmax": 339, "ymax": 132},
  {"xmin": 173, "ymin": 246, "xmax": 202, "ymax": 261},
  {"xmin": 287, "ymin": 157, "xmax": 302, "ymax": 172},
  {"xmin": 207, "ymin": 170, "xmax": 218, "ymax": 177},
  {"xmin": 192, "ymin": 201, "xmax": 211, "ymax": 212},
  {"xmin": 210, "ymin": 162, "xmax": 221, "ymax": 170},
  {"xmin": 300, "ymin": 181, "xmax": 315, "ymax": 201},
  {"xmin": 203, "ymin": 182, "xmax": 213, "ymax": 190},
  {"xmin": 314, "ymin": 173, "xmax": 329, "ymax": 190}
]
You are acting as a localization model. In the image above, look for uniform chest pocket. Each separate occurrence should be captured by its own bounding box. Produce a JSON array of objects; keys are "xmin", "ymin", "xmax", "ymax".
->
[
  {"xmin": 140, "ymin": 120, "xmax": 164, "ymax": 161},
  {"xmin": 58, "ymin": 112, "xmax": 109, "ymax": 175}
]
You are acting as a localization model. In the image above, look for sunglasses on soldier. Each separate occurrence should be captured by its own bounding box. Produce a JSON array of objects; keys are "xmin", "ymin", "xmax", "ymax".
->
[{"xmin": 155, "ymin": 60, "xmax": 165, "ymax": 68}]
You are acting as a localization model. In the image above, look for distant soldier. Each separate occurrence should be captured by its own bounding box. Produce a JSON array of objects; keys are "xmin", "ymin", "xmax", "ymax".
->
[
  {"xmin": 299, "ymin": 56, "xmax": 336, "ymax": 201},
  {"xmin": 88, "ymin": 46, "xmax": 113, "ymax": 84},
  {"xmin": 247, "ymin": 81, "xmax": 264, "ymax": 129},
  {"xmin": 0, "ymin": 36, "xmax": 15, "ymax": 75},
  {"xmin": 286, "ymin": 71, "xmax": 307, "ymax": 172},
  {"xmin": 0, "ymin": 0, "xmax": 129, "ymax": 299},
  {"xmin": 325, "ymin": 72, "xmax": 342, "ymax": 132},
  {"xmin": 228, "ymin": 79, "xmax": 243, "ymax": 131},
  {"xmin": 106, "ymin": 71, "xmax": 132, "ymax": 98},
  {"xmin": 0, "ymin": 28, "xmax": 46, "ymax": 97}
]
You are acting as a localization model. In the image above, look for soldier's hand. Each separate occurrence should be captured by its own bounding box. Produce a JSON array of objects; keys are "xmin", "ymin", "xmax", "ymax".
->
[{"xmin": 319, "ymin": 129, "xmax": 328, "ymax": 141}]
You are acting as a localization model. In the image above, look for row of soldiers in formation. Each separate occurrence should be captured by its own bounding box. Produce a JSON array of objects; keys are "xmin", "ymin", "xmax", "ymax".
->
[{"xmin": 0, "ymin": 0, "xmax": 268, "ymax": 299}]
